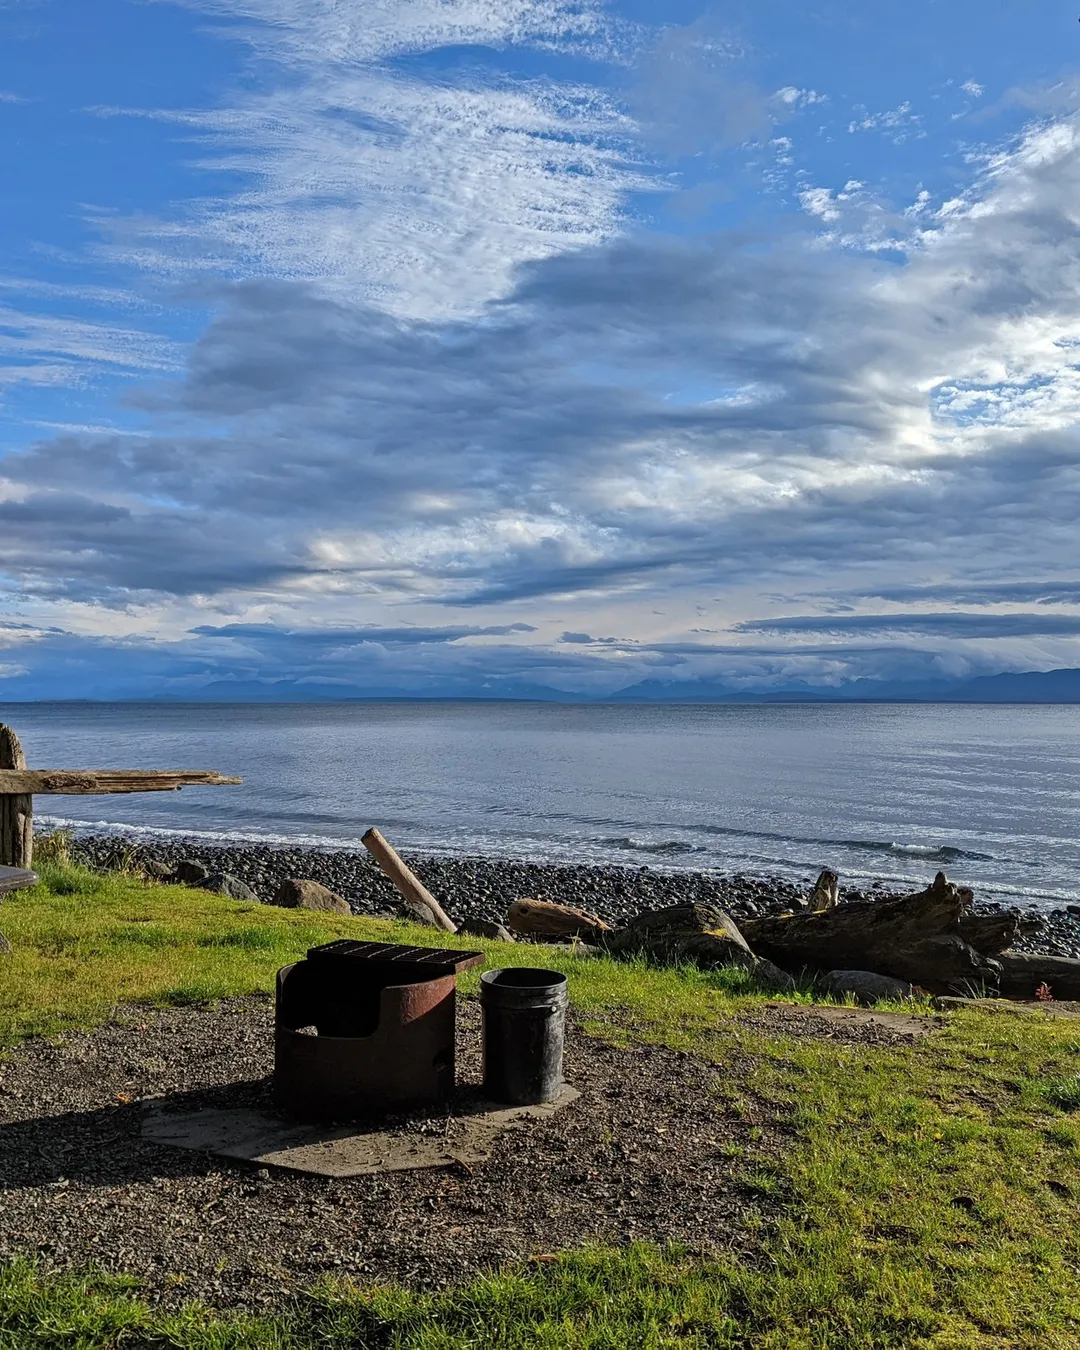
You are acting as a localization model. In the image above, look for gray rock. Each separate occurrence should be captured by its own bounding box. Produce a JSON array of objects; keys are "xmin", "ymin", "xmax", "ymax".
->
[
  {"xmin": 824, "ymin": 970, "xmax": 915, "ymax": 1005},
  {"xmin": 606, "ymin": 902, "xmax": 795, "ymax": 989},
  {"xmin": 202, "ymin": 873, "xmax": 258, "ymax": 901},
  {"xmin": 144, "ymin": 860, "xmax": 175, "ymax": 880},
  {"xmin": 172, "ymin": 860, "xmax": 210, "ymax": 885},
  {"xmin": 272, "ymin": 877, "xmax": 351, "ymax": 915},
  {"xmin": 457, "ymin": 918, "xmax": 515, "ymax": 942}
]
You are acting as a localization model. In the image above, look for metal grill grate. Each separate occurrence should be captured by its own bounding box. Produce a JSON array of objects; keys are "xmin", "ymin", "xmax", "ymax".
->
[{"xmin": 305, "ymin": 938, "xmax": 484, "ymax": 973}]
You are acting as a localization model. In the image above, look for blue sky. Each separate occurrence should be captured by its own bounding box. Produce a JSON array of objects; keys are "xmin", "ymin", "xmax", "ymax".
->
[{"xmin": 2, "ymin": 0, "xmax": 1080, "ymax": 699}]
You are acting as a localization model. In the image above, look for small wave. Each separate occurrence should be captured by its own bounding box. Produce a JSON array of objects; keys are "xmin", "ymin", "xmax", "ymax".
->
[
  {"xmin": 602, "ymin": 836, "xmax": 703, "ymax": 856},
  {"xmin": 839, "ymin": 839, "xmax": 994, "ymax": 863},
  {"xmin": 35, "ymin": 814, "xmax": 373, "ymax": 853}
]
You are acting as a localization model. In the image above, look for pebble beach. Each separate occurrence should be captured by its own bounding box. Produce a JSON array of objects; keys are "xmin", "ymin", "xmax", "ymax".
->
[{"xmin": 66, "ymin": 833, "xmax": 1080, "ymax": 959}]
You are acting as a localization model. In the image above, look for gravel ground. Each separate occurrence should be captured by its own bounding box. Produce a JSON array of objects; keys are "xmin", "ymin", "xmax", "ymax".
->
[
  {"xmin": 67, "ymin": 833, "xmax": 1077, "ymax": 957},
  {"xmin": 0, "ymin": 995, "xmax": 862, "ymax": 1313}
]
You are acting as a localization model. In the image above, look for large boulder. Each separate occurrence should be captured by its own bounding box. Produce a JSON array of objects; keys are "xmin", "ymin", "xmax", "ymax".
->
[
  {"xmin": 605, "ymin": 902, "xmax": 794, "ymax": 988},
  {"xmin": 823, "ymin": 970, "xmax": 916, "ymax": 1005},
  {"xmin": 272, "ymin": 878, "xmax": 351, "ymax": 915},
  {"xmin": 202, "ymin": 872, "xmax": 258, "ymax": 902},
  {"xmin": 172, "ymin": 859, "xmax": 210, "ymax": 885}
]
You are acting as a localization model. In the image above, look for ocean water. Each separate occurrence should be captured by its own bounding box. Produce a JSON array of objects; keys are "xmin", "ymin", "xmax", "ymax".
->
[{"xmin": 5, "ymin": 700, "xmax": 1080, "ymax": 908}]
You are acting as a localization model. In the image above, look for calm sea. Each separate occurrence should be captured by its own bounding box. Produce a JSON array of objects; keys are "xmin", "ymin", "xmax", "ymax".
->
[{"xmin": 5, "ymin": 700, "xmax": 1080, "ymax": 909}]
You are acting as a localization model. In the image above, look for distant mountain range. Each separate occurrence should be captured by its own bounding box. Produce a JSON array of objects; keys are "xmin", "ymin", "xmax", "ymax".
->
[
  {"xmin": 129, "ymin": 667, "xmax": 1080, "ymax": 704},
  {"xmin": 9, "ymin": 668, "xmax": 1080, "ymax": 706},
  {"xmin": 607, "ymin": 667, "xmax": 1080, "ymax": 704}
]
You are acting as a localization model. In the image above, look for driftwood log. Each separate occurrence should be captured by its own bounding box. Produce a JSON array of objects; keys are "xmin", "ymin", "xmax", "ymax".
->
[
  {"xmin": 996, "ymin": 952, "xmax": 1080, "ymax": 1001},
  {"xmin": 956, "ymin": 911, "xmax": 1023, "ymax": 956},
  {"xmin": 361, "ymin": 827, "xmax": 456, "ymax": 932},
  {"xmin": 505, "ymin": 898, "xmax": 610, "ymax": 941},
  {"xmin": 739, "ymin": 872, "xmax": 1001, "ymax": 995},
  {"xmin": 604, "ymin": 902, "xmax": 795, "ymax": 988}
]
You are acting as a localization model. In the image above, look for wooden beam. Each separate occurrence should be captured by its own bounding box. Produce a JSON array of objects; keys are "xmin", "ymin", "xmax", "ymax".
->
[
  {"xmin": 0, "ymin": 726, "xmax": 33, "ymax": 869},
  {"xmin": 0, "ymin": 769, "xmax": 242, "ymax": 795}
]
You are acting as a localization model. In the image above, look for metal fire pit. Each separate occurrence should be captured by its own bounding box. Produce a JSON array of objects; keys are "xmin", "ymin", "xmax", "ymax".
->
[{"xmin": 274, "ymin": 939, "xmax": 483, "ymax": 1120}]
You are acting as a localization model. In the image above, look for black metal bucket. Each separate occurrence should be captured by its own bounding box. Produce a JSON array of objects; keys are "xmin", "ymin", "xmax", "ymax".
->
[{"xmin": 480, "ymin": 967, "xmax": 568, "ymax": 1105}]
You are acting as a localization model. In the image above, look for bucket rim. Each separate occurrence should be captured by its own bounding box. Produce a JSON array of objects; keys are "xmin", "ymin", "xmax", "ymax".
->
[{"xmin": 480, "ymin": 966, "xmax": 568, "ymax": 990}]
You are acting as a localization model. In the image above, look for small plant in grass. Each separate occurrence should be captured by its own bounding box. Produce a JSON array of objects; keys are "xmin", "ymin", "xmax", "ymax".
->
[{"xmin": 1029, "ymin": 1074, "xmax": 1080, "ymax": 1111}]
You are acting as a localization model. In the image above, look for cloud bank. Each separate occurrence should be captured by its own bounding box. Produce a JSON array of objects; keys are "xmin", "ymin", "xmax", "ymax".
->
[{"xmin": 3, "ymin": 4, "xmax": 1080, "ymax": 697}]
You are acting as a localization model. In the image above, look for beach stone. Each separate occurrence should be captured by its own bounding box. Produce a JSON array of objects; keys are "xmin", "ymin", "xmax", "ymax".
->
[
  {"xmin": 144, "ymin": 860, "xmax": 175, "ymax": 880},
  {"xmin": 202, "ymin": 873, "xmax": 258, "ymax": 901},
  {"xmin": 272, "ymin": 878, "xmax": 350, "ymax": 915},
  {"xmin": 173, "ymin": 860, "xmax": 210, "ymax": 885},
  {"xmin": 824, "ymin": 970, "xmax": 915, "ymax": 1005},
  {"xmin": 457, "ymin": 918, "xmax": 515, "ymax": 942}
]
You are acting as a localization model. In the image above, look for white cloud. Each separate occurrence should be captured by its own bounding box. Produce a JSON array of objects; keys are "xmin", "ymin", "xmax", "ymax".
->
[
  {"xmin": 848, "ymin": 100, "xmax": 923, "ymax": 142},
  {"xmin": 0, "ymin": 299, "xmax": 181, "ymax": 397},
  {"xmin": 774, "ymin": 86, "xmax": 827, "ymax": 109},
  {"xmin": 797, "ymin": 186, "xmax": 840, "ymax": 221},
  {"xmin": 962, "ymin": 81, "xmax": 985, "ymax": 98},
  {"xmin": 107, "ymin": 0, "xmax": 649, "ymax": 320}
]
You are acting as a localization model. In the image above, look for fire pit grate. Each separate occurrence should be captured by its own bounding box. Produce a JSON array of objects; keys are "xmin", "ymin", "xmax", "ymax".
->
[{"xmin": 305, "ymin": 939, "xmax": 483, "ymax": 972}]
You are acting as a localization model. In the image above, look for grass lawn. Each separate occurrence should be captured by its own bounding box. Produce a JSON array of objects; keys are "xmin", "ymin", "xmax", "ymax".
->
[{"xmin": 2, "ymin": 859, "xmax": 1080, "ymax": 1348}]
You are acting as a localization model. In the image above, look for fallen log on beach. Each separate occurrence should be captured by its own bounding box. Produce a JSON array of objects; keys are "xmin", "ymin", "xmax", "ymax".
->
[
  {"xmin": 604, "ymin": 902, "xmax": 795, "ymax": 989},
  {"xmin": 738, "ymin": 872, "xmax": 1002, "ymax": 995},
  {"xmin": 505, "ymin": 898, "xmax": 610, "ymax": 941},
  {"xmin": 996, "ymin": 951, "xmax": 1080, "ymax": 1001},
  {"xmin": 957, "ymin": 910, "xmax": 1022, "ymax": 956},
  {"xmin": 361, "ymin": 827, "xmax": 456, "ymax": 932}
]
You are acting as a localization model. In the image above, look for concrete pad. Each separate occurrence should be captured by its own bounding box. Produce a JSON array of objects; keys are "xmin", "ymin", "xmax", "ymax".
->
[{"xmin": 142, "ymin": 1084, "xmax": 580, "ymax": 1177}]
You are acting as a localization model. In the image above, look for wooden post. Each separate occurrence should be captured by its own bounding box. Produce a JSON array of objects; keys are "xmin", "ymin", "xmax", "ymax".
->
[
  {"xmin": 361, "ymin": 826, "xmax": 456, "ymax": 932},
  {"xmin": 0, "ymin": 725, "xmax": 33, "ymax": 869}
]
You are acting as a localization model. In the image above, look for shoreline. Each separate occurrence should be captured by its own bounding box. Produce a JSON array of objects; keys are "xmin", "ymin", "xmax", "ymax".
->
[{"xmin": 62, "ymin": 830, "xmax": 1080, "ymax": 959}]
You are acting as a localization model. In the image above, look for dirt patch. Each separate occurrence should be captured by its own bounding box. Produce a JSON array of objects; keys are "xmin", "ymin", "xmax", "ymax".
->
[
  {"xmin": 743, "ymin": 1002, "xmax": 943, "ymax": 1042},
  {"xmin": 0, "ymin": 996, "xmax": 780, "ymax": 1312}
]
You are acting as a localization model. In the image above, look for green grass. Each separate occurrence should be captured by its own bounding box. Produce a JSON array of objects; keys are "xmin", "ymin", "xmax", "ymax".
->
[
  {"xmin": 0, "ymin": 858, "xmax": 806, "ymax": 1053},
  {"xmin": 3, "ymin": 861, "xmax": 1080, "ymax": 1347}
]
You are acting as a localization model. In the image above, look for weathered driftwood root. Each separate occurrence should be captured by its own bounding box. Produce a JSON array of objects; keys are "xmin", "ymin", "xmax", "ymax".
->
[
  {"xmin": 957, "ymin": 911, "xmax": 1024, "ymax": 956},
  {"xmin": 996, "ymin": 951, "xmax": 1080, "ymax": 1001},
  {"xmin": 505, "ymin": 898, "xmax": 610, "ymax": 941},
  {"xmin": 739, "ymin": 872, "xmax": 1001, "ymax": 995},
  {"xmin": 808, "ymin": 869, "xmax": 839, "ymax": 913},
  {"xmin": 604, "ymin": 902, "xmax": 795, "ymax": 989}
]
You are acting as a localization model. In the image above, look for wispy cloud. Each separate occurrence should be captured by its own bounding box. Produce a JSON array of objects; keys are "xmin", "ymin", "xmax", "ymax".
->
[
  {"xmin": 101, "ymin": 0, "xmax": 649, "ymax": 320},
  {"xmin": 735, "ymin": 613, "xmax": 1080, "ymax": 640}
]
